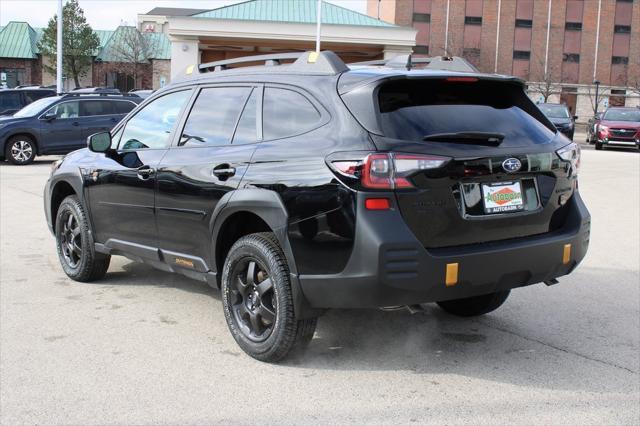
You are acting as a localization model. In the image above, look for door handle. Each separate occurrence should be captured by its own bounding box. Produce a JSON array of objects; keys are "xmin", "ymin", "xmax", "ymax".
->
[
  {"xmin": 137, "ymin": 165, "xmax": 155, "ymax": 180},
  {"xmin": 212, "ymin": 164, "xmax": 236, "ymax": 180}
]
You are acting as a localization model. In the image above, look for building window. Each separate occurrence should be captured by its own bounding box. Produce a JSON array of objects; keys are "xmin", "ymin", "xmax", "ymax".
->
[
  {"xmin": 513, "ymin": 50, "xmax": 531, "ymax": 60},
  {"xmin": 614, "ymin": 25, "xmax": 631, "ymax": 34},
  {"xmin": 515, "ymin": 19, "xmax": 533, "ymax": 28},
  {"xmin": 563, "ymin": 53, "xmax": 580, "ymax": 63},
  {"xmin": 464, "ymin": 16, "xmax": 482, "ymax": 25},
  {"xmin": 565, "ymin": 22, "xmax": 582, "ymax": 31},
  {"xmin": 413, "ymin": 45, "xmax": 429, "ymax": 55},
  {"xmin": 413, "ymin": 13, "xmax": 431, "ymax": 23},
  {"xmin": 612, "ymin": 56, "xmax": 629, "ymax": 65}
]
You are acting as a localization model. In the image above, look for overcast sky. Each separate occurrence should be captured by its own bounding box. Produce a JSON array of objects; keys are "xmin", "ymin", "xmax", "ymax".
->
[{"xmin": 0, "ymin": 0, "xmax": 367, "ymax": 29}]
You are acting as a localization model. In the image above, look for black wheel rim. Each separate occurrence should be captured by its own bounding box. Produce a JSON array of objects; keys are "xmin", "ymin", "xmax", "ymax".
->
[
  {"xmin": 229, "ymin": 258, "xmax": 276, "ymax": 342},
  {"xmin": 10, "ymin": 140, "xmax": 33, "ymax": 163},
  {"xmin": 59, "ymin": 211, "xmax": 82, "ymax": 268}
]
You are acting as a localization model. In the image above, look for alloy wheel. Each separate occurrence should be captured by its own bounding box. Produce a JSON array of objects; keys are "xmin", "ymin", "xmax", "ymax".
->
[
  {"xmin": 230, "ymin": 259, "xmax": 277, "ymax": 342},
  {"xmin": 10, "ymin": 140, "xmax": 33, "ymax": 163},
  {"xmin": 59, "ymin": 211, "xmax": 82, "ymax": 268}
]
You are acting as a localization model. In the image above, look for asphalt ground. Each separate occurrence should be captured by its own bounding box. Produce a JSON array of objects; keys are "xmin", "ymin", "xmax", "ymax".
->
[{"xmin": 1, "ymin": 133, "xmax": 639, "ymax": 425}]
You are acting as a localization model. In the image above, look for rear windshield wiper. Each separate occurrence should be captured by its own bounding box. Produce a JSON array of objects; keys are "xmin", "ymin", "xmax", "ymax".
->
[{"xmin": 422, "ymin": 132, "xmax": 505, "ymax": 146}]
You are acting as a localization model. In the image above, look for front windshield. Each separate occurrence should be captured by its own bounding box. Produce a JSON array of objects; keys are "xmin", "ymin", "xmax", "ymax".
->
[
  {"xmin": 13, "ymin": 96, "xmax": 60, "ymax": 118},
  {"xmin": 538, "ymin": 104, "xmax": 570, "ymax": 119},
  {"xmin": 603, "ymin": 109, "xmax": 640, "ymax": 122}
]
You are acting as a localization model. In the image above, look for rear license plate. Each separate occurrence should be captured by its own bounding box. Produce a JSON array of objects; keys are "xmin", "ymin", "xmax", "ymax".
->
[{"xmin": 482, "ymin": 181, "xmax": 524, "ymax": 214}]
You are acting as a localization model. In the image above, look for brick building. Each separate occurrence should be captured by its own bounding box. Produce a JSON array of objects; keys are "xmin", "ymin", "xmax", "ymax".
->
[
  {"xmin": 0, "ymin": 22, "xmax": 171, "ymax": 91},
  {"xmin": 367, "ymin": 0, "xmax": 640, "ymax": 120}
]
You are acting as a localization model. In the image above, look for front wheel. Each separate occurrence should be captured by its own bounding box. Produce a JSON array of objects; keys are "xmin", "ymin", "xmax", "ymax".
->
[
  {"xmin": 5, "ymin": 136, "xmax": 36, "ymax": 165},
  {"xmin": 221, "ymin": 232, "xmax": 316, "ymax": 362},
  {"xmin": 595, "ymin": 142, "xmax": 603, "ymax": 150},
  {"xmin": 437, "ymin": 290, "xmax": 510, "ymax": 317},
  {"xmin": 55, "ymin": 195, "xmax": 111, "ymax": 282}
]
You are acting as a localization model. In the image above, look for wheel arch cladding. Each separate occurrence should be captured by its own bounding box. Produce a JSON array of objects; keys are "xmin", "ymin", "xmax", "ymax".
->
[
  {"xmin": 50, "ymin": 180, "xmax": 78, "ymax": 223},
  {"xmin": 212, "ymin": 188, "xmax": 293, "ymax": 275},
  {"xmin": 212, "ymin": 188, "xmax": 317, "ymax": 319}
]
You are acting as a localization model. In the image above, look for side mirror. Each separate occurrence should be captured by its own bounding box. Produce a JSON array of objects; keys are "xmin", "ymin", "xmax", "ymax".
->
[
  {"xmin": 42, "ymin": 111, "xmax": 56, "ymax": 121},
  {"xmin": 87, "ymin": 131, "xmax": 112, "ymax": 153}
]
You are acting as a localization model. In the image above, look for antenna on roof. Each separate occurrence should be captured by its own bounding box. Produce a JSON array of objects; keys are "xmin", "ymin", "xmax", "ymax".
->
[{"xmin": 315, "ymin": 0, "xmax": 322, "ymax": 53}]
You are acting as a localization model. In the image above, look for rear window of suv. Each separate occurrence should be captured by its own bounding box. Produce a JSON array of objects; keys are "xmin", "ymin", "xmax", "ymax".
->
[{"xmin": 378, "ymin": 79, "xmax": 555, "ymax": 146}]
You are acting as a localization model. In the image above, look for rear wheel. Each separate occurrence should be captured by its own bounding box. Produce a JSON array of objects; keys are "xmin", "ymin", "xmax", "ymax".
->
[
  {"xmin": 5, "ymin": 136, "xmax": 36, "ymax": 165},
  {"xmin": 55, "ymin": 195, "xmax": 110, "ymax": 282},
  {"xmin": 437, "ymin": 290, "xmax": 510, "ymax": 317},
  {"xmin": 221, "ymin": 232, "xmax": 317, "ymax": 362}
]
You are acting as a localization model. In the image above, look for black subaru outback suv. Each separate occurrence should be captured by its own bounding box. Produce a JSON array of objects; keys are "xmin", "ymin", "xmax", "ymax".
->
[{"xmin": 45, "ymin": 52, "xmax": 590, "ymax": 362}]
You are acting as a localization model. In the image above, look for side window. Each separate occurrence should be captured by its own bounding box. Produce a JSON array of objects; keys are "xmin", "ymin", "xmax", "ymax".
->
[
  {"xmin": 119, "ymin": 90, "xmax": 191, "ymax": 150},
  {"xmin": 0, "ymin": 92, "xmax": 22, "ymax": 111},
  {"xmin": 80, "ymin": 100, "xmax": 114, "ymax": 116},
  {"xmin": 25, "ymin": 91, "xmax": 52, "ymax": 103},
  {"xmin": 49, "ymin": 101, "xmax": 80, "ymax": 119},
  {"xmin": 114, "ymin": 101, "xmax": 136, "ymax": 114},
  {"xmin": 232, "ymin": 89, "xmax": 258, "ymax": 145},
  {"xmin": 179, "ymin": 87, "xmax": 251, "ymax": 147},
  {"xmin": 262, "ymin": 88, "xmax": 320, "ymax": 140}
]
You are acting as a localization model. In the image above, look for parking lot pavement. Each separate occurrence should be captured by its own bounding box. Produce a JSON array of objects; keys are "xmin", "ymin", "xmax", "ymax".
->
[{"xmin": 1, "ymin": 137, "xmax": 638, "ymax": 425}]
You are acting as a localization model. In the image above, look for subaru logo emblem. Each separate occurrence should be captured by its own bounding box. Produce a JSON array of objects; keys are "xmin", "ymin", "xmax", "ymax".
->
[{"xmin": 502, "ymin": 158, "xmax": 522, "ymax": 173}]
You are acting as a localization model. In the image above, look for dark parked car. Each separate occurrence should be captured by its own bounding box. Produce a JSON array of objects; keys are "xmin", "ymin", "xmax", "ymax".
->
[
  {"xmin": 45, "ymin": 52, "xmax": 590, "ymax": 362},
  {"xmin": 586, "ymin": 112, "xmax": 603, "ymax": 144},
  {"xmin": 0, "ymin": 87, "xmax": 56, "ymax": 116},
  {"xmin": 0, "ymin": 92, "xmax": 141, "ymax": 164},
  {"xmin": 594, "ymin": 107, "xmax": 640, "ymax": 151},
  {"xmin": 537, "ymin": 103, "xmax": 577, "ymax": 140}
]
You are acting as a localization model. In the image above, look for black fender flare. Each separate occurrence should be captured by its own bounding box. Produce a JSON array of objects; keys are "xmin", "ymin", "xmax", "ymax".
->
[
  {"xmin": 46, "ymin": 166, "xmax": 88, "ymax": 233},
  {"xmin": 210, "ymin": 188, "xmax": 318, "ymax": 319}
]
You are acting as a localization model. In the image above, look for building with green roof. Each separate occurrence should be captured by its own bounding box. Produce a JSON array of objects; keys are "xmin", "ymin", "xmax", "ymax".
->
[
  {"xmin": 137, "ymin": 0, "xmax": 415, "ymax": 79},
  {"xmin": 2, "ymin": 0, "xmax": 413, "ymax": 90},
  {"xmin": 0, "ymin": 21, "xmax": 171, "ymax": 90}
]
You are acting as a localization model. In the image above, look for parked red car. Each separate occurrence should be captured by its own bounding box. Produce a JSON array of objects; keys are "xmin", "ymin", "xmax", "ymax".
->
[{"xmin": 595, "ymin": 107, "xmax": 640, "ymax": 151}]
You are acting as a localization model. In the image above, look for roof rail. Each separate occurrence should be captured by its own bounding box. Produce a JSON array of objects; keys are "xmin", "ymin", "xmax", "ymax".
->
[
  {"xmin": 194, "ymin": 51, "xmax": 349, "ymax": 75},
  {"xmin": 61, "ymin": 92, "xmax": 139, "ymax": 99},
  {"xmin": 199, "ymin": 52, "xmax": 304, "ymax": 72},
  {"xmin": 349, "ymin": 54, "xmax": 479, "ymax": 73}
]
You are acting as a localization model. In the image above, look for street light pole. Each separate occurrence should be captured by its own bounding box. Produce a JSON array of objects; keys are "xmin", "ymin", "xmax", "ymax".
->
[
  {"xmin": 593, "ymin": 80, "xmax": 601, "ymax": 116},
  {"xmin": 56, "ymin": 0, "xmax": 63, "ymax": 94}
]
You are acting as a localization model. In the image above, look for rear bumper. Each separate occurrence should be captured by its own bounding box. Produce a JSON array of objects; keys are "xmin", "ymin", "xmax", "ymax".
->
[{"xmin": 299, "ymin": 193, "xmax": 590, "ymax": 309}]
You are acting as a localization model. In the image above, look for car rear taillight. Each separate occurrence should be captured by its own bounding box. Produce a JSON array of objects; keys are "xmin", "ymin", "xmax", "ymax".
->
[
  {"xmin": 556, "ymin": 142, "xmax": 580, "ymax": 177},
  {"xmin": 331, "ymin": 153, "xmax": 450, "ymax": 189}
]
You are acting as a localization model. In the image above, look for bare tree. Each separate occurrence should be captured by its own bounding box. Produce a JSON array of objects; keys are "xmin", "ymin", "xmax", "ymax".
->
[
  {"xmin": 586, "ymin": 83, "xmax": 608, "ymax": 115},
  {"xmin": 528, "ymin": 53, "xmax": 561, "ymax": 103},
  {"xmin": 103, "ymin": 26, "xmax": 159, "ymax": 89}
]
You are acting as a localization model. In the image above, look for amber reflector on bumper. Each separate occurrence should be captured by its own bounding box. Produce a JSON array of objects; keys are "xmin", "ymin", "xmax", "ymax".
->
[
  {"xmin": 563, "ymin": 244, "xmax": 571, "ymax": 264},
  {"xmin": 445, "ymin": 263, "xmax": 459, "ymax": 287}
]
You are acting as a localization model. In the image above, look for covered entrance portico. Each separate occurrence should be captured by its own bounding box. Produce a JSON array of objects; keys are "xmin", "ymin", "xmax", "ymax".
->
[{"xmin": 165, "ymin": 14, "xmax": 416, "ymax": 77}]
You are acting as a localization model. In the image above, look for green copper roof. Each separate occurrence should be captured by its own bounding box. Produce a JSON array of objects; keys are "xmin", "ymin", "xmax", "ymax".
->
[
  {"xmin": 0, "ymin": 22, "xmax": 39, "ymax": 59},
  {"xmin": 193, "ymin": 0, "xmax": 395, "ymax": 27},
  {"xmin": 95, "ymin": 26, "xmax": 170, "ymax": 62}
]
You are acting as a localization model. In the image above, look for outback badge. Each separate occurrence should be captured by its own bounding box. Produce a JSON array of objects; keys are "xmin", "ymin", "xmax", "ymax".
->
[{"xmin": 502, "ymin": 158, "xmax": 522, "ymax": 173}]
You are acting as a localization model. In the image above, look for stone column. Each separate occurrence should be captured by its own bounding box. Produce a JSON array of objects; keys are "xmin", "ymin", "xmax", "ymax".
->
[{"xmin": 383, "ymin": 45, "xmax": 413, "ymax": 60}]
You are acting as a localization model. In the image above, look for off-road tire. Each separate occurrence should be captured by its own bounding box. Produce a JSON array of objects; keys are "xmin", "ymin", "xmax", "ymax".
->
[
  {"xmin": 55, "ymin": 195, "xmax": 110, "ymax": 282},
  {"xmin": 437, "ymin": 290, "xmax": 510, "ymax": 317},
  {"xmin": 221, "ymin": 232, "xmax": 317, "ymax": 362},
  {"xmin": 5, "ymin": 135, "xmax": 36, "ymax": 165}
]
